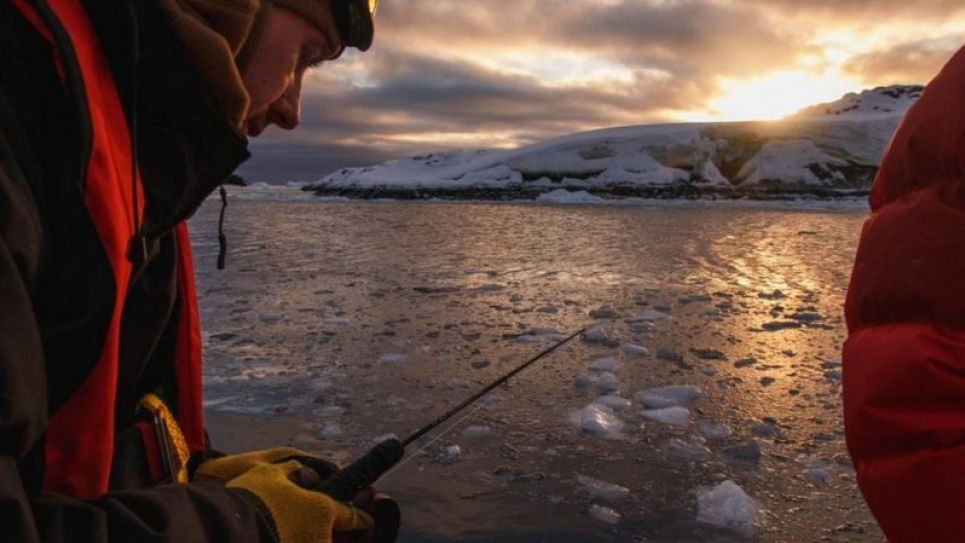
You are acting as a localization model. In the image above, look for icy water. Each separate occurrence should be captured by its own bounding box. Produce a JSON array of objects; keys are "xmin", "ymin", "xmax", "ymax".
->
[{"xmin": 190, "ymin": 190, "xmax": 880, "ymax": 543}]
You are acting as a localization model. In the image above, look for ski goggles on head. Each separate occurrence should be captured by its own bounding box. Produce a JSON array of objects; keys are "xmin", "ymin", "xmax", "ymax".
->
[{"xmin": 333, "ymin": 0, "xmax": 378, "ymax": 54}]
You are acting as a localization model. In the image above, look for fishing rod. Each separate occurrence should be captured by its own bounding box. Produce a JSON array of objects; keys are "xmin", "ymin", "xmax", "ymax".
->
[
  {"xmin": 402, "ymin": 326, "xmax": 586, "ymax": 447},
  {"xmin": 317, "ymin": 327, "xmax": 587, "ymax": 501}
]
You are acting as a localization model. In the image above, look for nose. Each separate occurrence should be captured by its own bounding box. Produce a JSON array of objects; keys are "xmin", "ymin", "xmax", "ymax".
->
[{"xmin": 269, "ymin": 76, "xmax": 303, "ymax": 130}]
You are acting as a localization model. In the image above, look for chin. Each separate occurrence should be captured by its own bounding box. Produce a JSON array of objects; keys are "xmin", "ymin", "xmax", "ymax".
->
[{"xmin": 245, "ymin": 121, "xmax": 266, "ymax": 138}]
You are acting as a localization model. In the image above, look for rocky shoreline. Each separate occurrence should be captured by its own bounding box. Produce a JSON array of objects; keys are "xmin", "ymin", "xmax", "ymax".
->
[{"xmin": 304, "ymin": 182, "xmax": 871, "ymax": 201}]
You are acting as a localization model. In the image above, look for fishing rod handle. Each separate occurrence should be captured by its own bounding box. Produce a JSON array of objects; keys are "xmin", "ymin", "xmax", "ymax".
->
[{"xmin": 318, "ymin": 438, "xmax": 405, "ymax": 502}]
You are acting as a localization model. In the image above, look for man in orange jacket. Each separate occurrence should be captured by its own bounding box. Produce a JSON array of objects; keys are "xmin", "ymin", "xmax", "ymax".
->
[
  {"xmin": 844, "ymin": 45, "xmax": 965, "ymax": 543},
  {"xmin": 0, "ymin": 1, "xmax": 382, "ymax": 542}
]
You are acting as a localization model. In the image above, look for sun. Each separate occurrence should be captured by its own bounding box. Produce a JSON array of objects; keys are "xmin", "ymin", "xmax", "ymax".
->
[{"xmin": 686, "ymin": 70, "xmax": 861, "ymax": 122}]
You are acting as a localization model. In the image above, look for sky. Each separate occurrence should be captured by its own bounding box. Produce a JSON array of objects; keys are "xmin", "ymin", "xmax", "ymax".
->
[{"xmin": 238, "ymin": 0, "xmax": 965, "ymax": 183}]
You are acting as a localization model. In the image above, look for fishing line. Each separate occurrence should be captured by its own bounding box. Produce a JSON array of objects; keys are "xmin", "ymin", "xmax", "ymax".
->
[
  {"xmin": 375, "ymin": 327, "xmax": 587, "ymax": 483},
  {"xmin": 376, "ymin": 401, "xmax": 486, "ymax": 483},
  {"xmin": 322, "ymin": 327, "xmax": 587, "ymax": 498},
  {"xmin": 401, "ymin": 327, "xmax": 587, "ymax": 447}
]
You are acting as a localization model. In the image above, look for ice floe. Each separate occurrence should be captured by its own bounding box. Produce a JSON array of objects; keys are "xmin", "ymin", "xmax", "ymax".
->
[
  {"xmin": 635, "ymin": 309, "xmax": 671, "ymax": 321},
  {"xmin": 696, "ymin": 480, "xmax": 760, "ymax": 536},
  {"xmin": 570, "ymin": 404, "xmax": 625, "ymax": 436},
  {"xmin": 588, "ymin": 357, "xmax": 621, "ymax": 372},
  {"xmin": 378, "ymin": 353, "xmax": 406, "ymax": 365},
  {"xmin": 462, "ymin": 425, "xmax": 492, "ymax": 439},
  {"xmin": 635, "ymin": 385, "xmax": 702, "ymax": 408},
  {"xmin": 663, "ymin": 438, "xmax": 713, "ymax": 461},
  {"xmin": 596, "ymin": 372, "xmax": 621, "ymax": 393},
  {"xmin": 697, "ymin": 420, "xmax": 733, "ymax": 442},
  {"xmin": 588, "ymin": 504, "xmax": 622, "ymax": 524},
  {"xmin": 576, "ymin": 475, "xmax": 631, "ymax": 504},
  {"xmin": 595, "ymin": 395, "xmax": 632, "ymax": 410},
  {"xmin": 640, "ymin": 407, "xmax": 690, "ymax": 425},
  {"xmin": 623, "ymin": 345, "xmax": 648, "ymax": 358},
  {"xmin": 536, "ymin": 189, "xmax": 605, "ymax": 205},
  {"xmin": 582, "ymin": 327, "xmax": 611, "ymax": 343}
]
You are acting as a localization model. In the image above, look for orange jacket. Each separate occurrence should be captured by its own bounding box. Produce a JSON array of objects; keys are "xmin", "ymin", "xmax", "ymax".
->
[{"xmin": 844, "ymin": 45, "xmax": 965, "ymax": 543}]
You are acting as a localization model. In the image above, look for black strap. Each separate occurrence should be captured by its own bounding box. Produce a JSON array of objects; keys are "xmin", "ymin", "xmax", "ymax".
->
[{"xmin": 217, "ymin": 184, "xmax": 228, "ymax": 270}]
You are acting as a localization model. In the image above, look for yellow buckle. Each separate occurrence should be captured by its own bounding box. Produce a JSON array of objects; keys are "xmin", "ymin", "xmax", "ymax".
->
[{"xmin": 138, "ymin": 394, "xmax": 190, "ymax": 484}]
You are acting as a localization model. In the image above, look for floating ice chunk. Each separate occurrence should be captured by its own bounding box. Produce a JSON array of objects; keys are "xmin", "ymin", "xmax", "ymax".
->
[
  {"xmin": 635, "ymin": 310, "xmax": 671, "ymax": 321},
  {"xmin": 462, "ymin": 425, "xmax": 491, "ymax": 439},
  {"xmin": 807, "ymin": 468, "xmax": 830, "ymax": 486},
  {"xmin": 472, "ymin": 283, "xmax": 505, "ymax": 293},
  {"xmin": 469, "ymin": 471, "xmax": 494, "ymax": 484},
  {"xmin": 623, "ymin": 345, "xmax": 648, "ymax": 358},
  {"xmin": 641, "ymin": 407, "xmax": 690, "ymax": 425},
  {"xmin": 664, "ymin": 438, "xmax": 712, "ymax": 461},
  {"xmin": 582, "ymin": 327, "xmax": 610, "ymax": 343},
  {"xmin": 259, "ymin": 313, "xmax": 282, "ymax": 324},
  {"xmin": 758, "ymin": 289, "xmax": 786, "ymax": 300},
  {"xmin": 575, "ymin": 373, "xmax": 599, "ymax": 389},
  {"xmin": 385, "ymin": 395, "xmax": 406, "ymax": 407},
  {"xmin": 696, "ymin": 480, "xmax": 760, "ymax": 537},
  {"xmin": 690, "ymin": 348, "xmax": 726, "ymax": 361},
  {"xmin": 588, "ymin": 504, "xmax": 621, "ymax": 524},
  {"xmin": 320, "ymin": 424, "xmax": 343, "ymax": 437},
  {"xmin": 570, "ymin": 404, "xmax": 625, "ymax": 436},
  {"xmin": 317, "ymin": 405, "xmax": 345, "ymax": 417},
  {"xmin": 655, "ymin": 348, "xmax": 683, "ymax": 362},
  {"xmin": 697, "ymin": 420, "xmax": 733, "ymax": 441},
  {"xmin": 577, "ymin": 475, "xmax": 631, "ymax": 504},
  {"xmin": 724, "ymin": 441, "xmax": 762, "ymax": 461},
  {"xmin": 630, "ymin": 321, "xmax": 654, "ymax": 332},
  {"xmin": 589, "ymin": 357, "xmax": 621, "ymax": 372},
  {"xmin": 589, "ymin": 306, "xmax": 622, "ymax": 319},
  {"xmin": 679, "ymin": 294, "xmax": 713, "ymax": 305},
  {"xmin": 824, "ymin": 369, "xmax": 842, "ymax": 381},
  {"xmin": 635, "ymin": 385, "xmax": 702, "ymax": 408},
  {"xmin": 480, "ymin": 394, "xmax": 502, "ymax": 407},
  {"xmin": 439, "ymin": 445, "xmax": 462, "ymax": 464},
  {"xmin": 309, "ymin": 379, "xmax": 334, "ymax": 393},
  {"xmin": 536, "ymin": 189, "xmax": 605, "ymax": 204},
  {"xmin": 597, "ymin": 372, "xmax": 621, "ymax": 393},
  {"xmin": 378, "ymin": 353, "xmax": 406, "ymax": 365},
  {"xmin": 595, "ymin": 395, "xmax": 632, "ymax": 410}
]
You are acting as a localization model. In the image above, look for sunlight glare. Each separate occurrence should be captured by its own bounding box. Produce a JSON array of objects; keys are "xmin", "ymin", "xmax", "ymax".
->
[{"xmin": 689, "ymin": 70, "xmax": 860, "ymax": 121}]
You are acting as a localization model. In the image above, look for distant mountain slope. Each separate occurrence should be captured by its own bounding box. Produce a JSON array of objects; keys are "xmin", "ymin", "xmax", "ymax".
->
[
  {"xmin": 793, "ymin": 85, "xmax": 921, "ymax": 118},
  {"xmin": 306, "ymin": 86, "xmax": 920, "ymax": 200}
]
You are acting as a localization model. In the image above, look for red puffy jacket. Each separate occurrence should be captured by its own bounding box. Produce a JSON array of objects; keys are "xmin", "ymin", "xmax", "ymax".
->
[{"xmin": 844, "ymin": 46, "xmax": 965, "ymax": 542}]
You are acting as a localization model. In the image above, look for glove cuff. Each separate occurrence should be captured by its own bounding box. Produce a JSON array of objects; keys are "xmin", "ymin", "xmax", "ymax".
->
[{"xmin": 230, "ymin": 487, "xmax": 281, "ymax": 541}]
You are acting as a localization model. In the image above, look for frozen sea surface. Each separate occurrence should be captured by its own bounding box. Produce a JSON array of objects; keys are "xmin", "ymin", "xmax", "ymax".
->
[{"xmin": 190, "ymin": 189, "xmax": 877, "ymax": 542}]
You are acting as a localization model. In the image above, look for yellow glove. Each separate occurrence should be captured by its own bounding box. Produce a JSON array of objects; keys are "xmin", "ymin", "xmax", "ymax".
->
[
  {"xmin": 227, "ymin": 460, "xmax": 373, "ymax": 543},
  {"xmin": 194, "ymin": 447, "xmax": 338, "ymax": 484}
]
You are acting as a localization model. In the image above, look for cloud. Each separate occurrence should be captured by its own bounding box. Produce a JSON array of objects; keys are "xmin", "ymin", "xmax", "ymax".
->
[
  {"xmin": 843, "ymin": 37, "xmax": 962, "ymax": 85},
  {"xmin": 239, "ymin": 0, "xmax": 965, "ymax": 182}
]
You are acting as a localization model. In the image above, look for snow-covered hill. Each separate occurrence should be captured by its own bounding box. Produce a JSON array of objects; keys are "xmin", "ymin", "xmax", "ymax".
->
[
  {"xmin": 306, "ymin": 86, "xmax": 921, "ymax": 200},
  {"xmin": 793, "ymin": 85, "xmax": 921, "ymax": 118}
]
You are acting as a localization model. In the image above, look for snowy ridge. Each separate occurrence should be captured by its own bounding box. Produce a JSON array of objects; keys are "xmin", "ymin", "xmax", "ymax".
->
[
  {"xmin": 307, "ymin": 87, "xmax": 918, "ymax": 200},
  {"xmin": 793, "ymin": 85, "xmax": 921, "ymax": 118}
]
